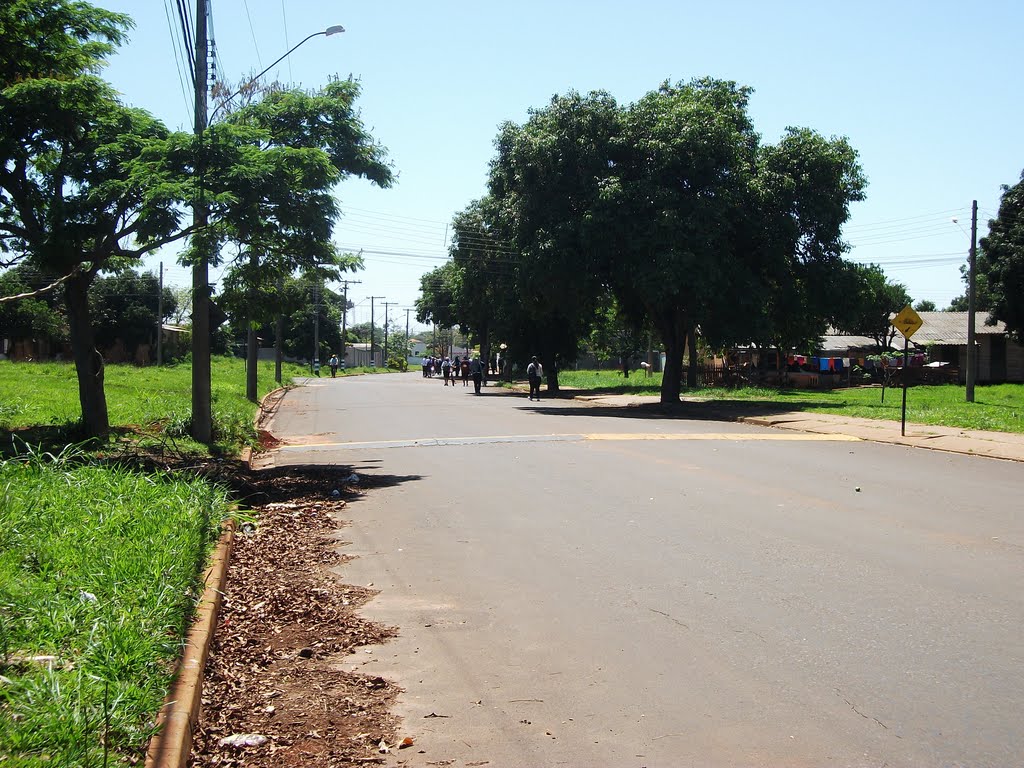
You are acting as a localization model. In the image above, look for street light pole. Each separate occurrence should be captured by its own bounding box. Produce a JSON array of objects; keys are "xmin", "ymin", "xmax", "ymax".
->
[
  {"xmin": 190, "ymin": 16, "xmax": 344, "ymax": 441},
  {"xmin": 191, "ymin": 0, "xmax": 211, "ymax": 441}
]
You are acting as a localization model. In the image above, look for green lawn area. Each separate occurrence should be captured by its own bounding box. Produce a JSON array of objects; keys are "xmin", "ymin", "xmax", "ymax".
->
[
  {"xmin": 555, "ymin": 370, "xmax": 1024, "ymax": 434},
  {"xmin": 0, "ymin": 356, "xmax": 310, "ymax": 453},
  {"xmin": 0, "ymin": 357, "xmax": 304, "ymax": 765},
  {"xmin": 0, "ymin": 450, "xmax": 229, "ymax": 766}
]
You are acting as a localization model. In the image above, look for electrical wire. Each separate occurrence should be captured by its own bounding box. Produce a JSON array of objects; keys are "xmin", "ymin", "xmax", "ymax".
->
[
  {"xmin": 280, "ymin": 0, "xmax": 291, "ymax": 82},
  {"xmin": 161, "ymin": 0, "xmax": 192, "ymax": 116},
  {"xmin": 241, "ymin": 0, "xmax": 264, "ymax": 69},
  {"xmin": 174, "ymin": 0, "xmax": 195, "ymax": 80}
]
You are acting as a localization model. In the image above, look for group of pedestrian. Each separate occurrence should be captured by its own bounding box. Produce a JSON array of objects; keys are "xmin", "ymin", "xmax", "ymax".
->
[{"xmin": 420, "ymin": 354, "xmax": 486, "ymax": 394}]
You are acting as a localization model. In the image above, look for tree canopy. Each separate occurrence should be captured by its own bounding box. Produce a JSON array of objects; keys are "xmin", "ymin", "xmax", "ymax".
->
[
  {"xmin": 978, "ymin": 171, "xmax": 1024, "ymax": 343},
  {"xmin": 433, "ymin": 78, "xmax": 867, "ymax": 400},
  {"xmin": 1, "ymin": 1, "xmax": 394, "ymax": 436}
]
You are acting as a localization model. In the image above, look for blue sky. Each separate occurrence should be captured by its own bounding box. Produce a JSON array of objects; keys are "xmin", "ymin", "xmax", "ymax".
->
[{"xmin": 102, "ymin": 0, "xmax": 1023, "ymax": 330}]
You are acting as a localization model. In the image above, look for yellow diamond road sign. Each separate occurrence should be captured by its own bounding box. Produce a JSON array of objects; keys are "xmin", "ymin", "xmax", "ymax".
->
[{"xmin": 891, "ymin": 305, "xmax": 923, "ymax": 339}]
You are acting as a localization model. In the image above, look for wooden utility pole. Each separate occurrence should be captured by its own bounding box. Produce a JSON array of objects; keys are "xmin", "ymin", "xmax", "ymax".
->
[
  {"xmin": 191, "ymin": 0, "xmax": 212, "ymax": 441},
  {"xmin": 382, "ymin": 301, "xmax": 397, "ymax": 367},
  {"xmin": 338, "ymin": 279, "xmax": 360, "ymax": 367},
  {"xmin": 156, "ymin": 262, "xmax": 163, "ymax": 366},
  {"xmin": 369, "ymin": 296, "xmax": 384, "ymax": 367},
  {"xmin": 966, "ymin": 200, "xmax": 978, "ymax": 403},
  {"xmin": 274, "ymin": 276, "xmax": 284, "ymax": 384}
]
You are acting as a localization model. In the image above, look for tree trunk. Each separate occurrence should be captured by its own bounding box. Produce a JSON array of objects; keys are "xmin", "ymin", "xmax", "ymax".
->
[
  {"xmin": 659, "ymin": 315, "xmax": 687, "ymax": 404},
  {"xmin": 64, "ymin": 273, "xmax": 109, "ymax": 438},
  {"xmin": 547, "ymin": 364, "xmax": 559, "ymax": 394},
  {"xmin": 274, "ymin": 298, "xmax": 284, "ymax": 385},
  {"xmin": 246, "ymin": 251, "xmax": 259, "ymax": 402},
  {"xmin": 246, "ymin": 324, "xmax": 258, "ymax": 402},
  {"xmin": 686, "ymin": 325, "xmax": 698, "ymax": 389},
  {"xmin": 480, "ymin": 320, "xmax": 490, "ymax": 387}
]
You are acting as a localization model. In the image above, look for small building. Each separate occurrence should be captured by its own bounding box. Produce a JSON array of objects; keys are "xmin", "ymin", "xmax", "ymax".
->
[
  {"xmin": 344, "ymin": 342, "xmax": 374, "ymax": 368},
  {"xmin": 912, "ymin": 312, "xmax": 1023, "ymax": 384},
  {"xmin": 820, "ymin": 313, "xmax": 1024, "ymax": 384}
]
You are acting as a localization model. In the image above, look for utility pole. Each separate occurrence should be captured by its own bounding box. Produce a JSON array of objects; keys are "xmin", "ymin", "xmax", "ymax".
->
[
  {"xmin": 274, "ymin": 276, "xmax": 283, "ymax": 384},
  {"xmin": 405, "ymin": 308, "xmax": 411, "ymax": 354},
  {"xmin": 312, "ymin": 279, "xmax": 321, "ymax": 371},
  {"xmin": 156, "ymin": 262, "xmax": 163, "ymax": 366},
  {"xmin": 338, "ymin": 279, "xmax": 360, "ymax": 368},
  {"xmin": 382, "ymin": 301, "xmax": 397, "ymax": 368},
  {"xmin": 190, "ymin": 0, "xmax": 211, "ymax": 442},
  {"xmin": 967, "ymin": 199, "xmax": 978, "ymax": 403},
  {"xmin": 369, "ymin": 296, "xmax": 384, "ymax": 367}
]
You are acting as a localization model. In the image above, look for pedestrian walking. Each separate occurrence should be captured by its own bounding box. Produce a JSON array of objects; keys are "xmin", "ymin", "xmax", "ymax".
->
[
  {"xmin": 441, "ymin": 357, "xmax": 452, "ymax": 385},
  {"xmin": 328, "ymin": 354, "xmax": 339, "ymax": 378},
  {"xmin": 527, "ymin": 356, "xmax": 543, "ymax": 400},
  {"xmin": 471, "ymin": 355, "xmax": 484, "ymax": 394}
]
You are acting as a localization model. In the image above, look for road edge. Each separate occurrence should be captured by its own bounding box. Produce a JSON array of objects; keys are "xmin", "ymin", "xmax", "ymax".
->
[{"xmin": 144, "ymin": 520, "xmax": 235, "ymax": 768}]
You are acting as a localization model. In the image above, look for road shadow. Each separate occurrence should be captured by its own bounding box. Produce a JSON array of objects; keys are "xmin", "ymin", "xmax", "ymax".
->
[
  {"xmin": 517, "ymin": 397, "xmax": 831, "ymax": 422},
  {"xmin": 234, "ymin": 462, "xmax": 424, "ymax": 508}
]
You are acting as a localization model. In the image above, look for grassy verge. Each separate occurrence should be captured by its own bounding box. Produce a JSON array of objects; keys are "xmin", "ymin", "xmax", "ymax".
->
[
  {"xmin": 0, "ymin": 447, "xmax": 231, "ymax": 766},
  {"xmin": 0, "ymin": 357, "xmax": 309, "ymax": 455},
  {"xmin": 555, "ymin": 370, "xmax": 1024, "ymax": 434}
]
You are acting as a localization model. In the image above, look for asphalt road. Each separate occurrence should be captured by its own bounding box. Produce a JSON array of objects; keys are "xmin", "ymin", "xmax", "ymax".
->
[{"xmin": 260, "ymin": 372, "xmax": 1024, "ymax": 767}]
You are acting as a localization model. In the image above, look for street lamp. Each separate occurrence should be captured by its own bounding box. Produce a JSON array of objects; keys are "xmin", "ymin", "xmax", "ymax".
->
[
  {"xmin": 190, "ymin": 24, "xmax": 343, "ymax": 441},
  {"xmin": 209, "ymin": 26, "xmax": 345, "ymax": 124}
]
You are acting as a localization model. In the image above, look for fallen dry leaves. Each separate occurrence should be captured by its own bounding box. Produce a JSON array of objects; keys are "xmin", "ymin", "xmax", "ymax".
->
[{"xmin": 189, "ymin": 466, "xmax": 399, "ymax": 767}]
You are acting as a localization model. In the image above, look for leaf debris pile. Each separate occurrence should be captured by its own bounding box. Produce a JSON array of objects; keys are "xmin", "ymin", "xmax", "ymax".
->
[{"xmin": 190, "ymin": 467, "xmax": 399, "ymax": 766}]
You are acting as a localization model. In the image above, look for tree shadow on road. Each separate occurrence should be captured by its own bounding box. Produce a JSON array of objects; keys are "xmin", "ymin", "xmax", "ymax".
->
[
  {"xmin": 232, "ymin": 462, "xmax": 424, "ymax": 508},
  {"xmin": 517, "ymin": 398, "xmax": 831, "ymax": 423}
]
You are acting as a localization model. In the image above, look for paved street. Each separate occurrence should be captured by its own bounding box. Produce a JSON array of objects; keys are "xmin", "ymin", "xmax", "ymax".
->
[{"xmin": 259, "ymin": 373, "xmax": 1024, "ymax": 767}]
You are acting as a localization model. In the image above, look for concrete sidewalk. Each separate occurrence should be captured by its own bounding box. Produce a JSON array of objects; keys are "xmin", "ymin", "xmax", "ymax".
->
[{"xmin": 570, "ymin": 392, "xmax": 1024, "ymax": 463}]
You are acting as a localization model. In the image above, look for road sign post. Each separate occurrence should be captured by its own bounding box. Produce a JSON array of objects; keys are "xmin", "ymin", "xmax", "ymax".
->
[{"xmin": 891, "ymin": 305, "xmax": 923, "ymax": 437}]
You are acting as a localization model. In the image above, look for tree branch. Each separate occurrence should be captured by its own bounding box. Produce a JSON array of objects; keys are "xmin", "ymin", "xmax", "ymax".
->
[{"xmin": 0, "ymin": 265, "xmax": 81, "ymax": 303}]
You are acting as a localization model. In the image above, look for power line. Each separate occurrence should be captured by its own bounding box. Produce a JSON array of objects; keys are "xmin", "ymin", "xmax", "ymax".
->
[
  {"xmin": 174, "ymin": 0, "xmax": 195, "ymax": 80},
  {"xmin": 241, "ymin": 0, "xmax": 263, "ymax": 69},
  {"xmin": 280, "ymin": 0, "xmax": 291, "ymax": 81},
  {"xmin": 161, "ymin": 0, "xmax": 192, "ymax": 115}
]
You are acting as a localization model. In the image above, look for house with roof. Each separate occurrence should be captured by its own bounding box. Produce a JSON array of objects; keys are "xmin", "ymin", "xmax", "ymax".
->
[
  {"xmin": 821, "ymin": 312, "xmax": 1023, "ymax": 384},
  {"xmin": 914, "ymin": 312, "xmax": 1023, "ymax": 383}
]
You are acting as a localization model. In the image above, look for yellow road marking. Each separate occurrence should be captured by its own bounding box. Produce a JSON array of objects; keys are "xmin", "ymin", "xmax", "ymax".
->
[{"xmin": 584, "ymin": 433, "xmax": 860, "ymax": 442}]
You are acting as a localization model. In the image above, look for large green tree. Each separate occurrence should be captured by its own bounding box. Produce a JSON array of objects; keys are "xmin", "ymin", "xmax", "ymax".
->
[
  {"xmin": 833, "ymin": 262, "xmax": 912, "ymax": 349},
  {"xmin": 0, "ymin": 265, "xmax": 67, "ymax": 353},
  {"xmin": 487, "ymin": 91, "xmax": 622, "ymax": 389},
  {"xmin": 474, "ymin": 79, "xmax": 865, "ymax": 402},
  {"xmin": 0, "ymin": 1, "xmax": 195, "ymax": 436},
  {"xmin": 978, "ymin": 171, "xmax": 1024, "ymax": 343},
  {"xmin": 89, "ymin": 269, "xmax": 176, "ymax": 355},
  {"xmin": 212, "ymin": 79, "xmax": 392, "ymax": 400}
]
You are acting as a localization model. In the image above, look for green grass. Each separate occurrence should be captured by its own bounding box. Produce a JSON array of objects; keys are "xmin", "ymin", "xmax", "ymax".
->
[
  {"xmin": 555, "ymin": 370, "xmax": 1024, "ymax": 434},
  {"xmin": 0, "ymin": 357, "xmax": 309, "ymax": 454},
  {"xmin": 557, "ymin": 368, "xmax": 665, "ymax": 396},
  {"xmin": 688, "ymin": 383, "xmax": 1024, "ymax": 434},
  {"xmin": 0, "ymin": 446, "xmax": 230, "ymax": 766}
]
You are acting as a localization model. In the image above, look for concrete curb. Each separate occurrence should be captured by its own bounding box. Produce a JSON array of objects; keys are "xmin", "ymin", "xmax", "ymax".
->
[{"xmin": 144, "ymin": 521, "xmax": 235, "ymax": 768}]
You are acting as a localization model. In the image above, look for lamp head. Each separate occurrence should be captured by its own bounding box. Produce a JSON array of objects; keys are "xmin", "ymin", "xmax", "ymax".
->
[{"xmin": 325, "ymin": 25, "xmax": 345, "ymax": 36}]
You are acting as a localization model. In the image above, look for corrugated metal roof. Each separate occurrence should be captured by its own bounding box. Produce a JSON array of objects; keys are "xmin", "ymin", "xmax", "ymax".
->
[
  {"xmin": 909, "ymin": 312, "xmax": 1005, "ymax": 344},
  {"xmin": 821, "ymin": 313, "xmax": 1005, "ymax": 350}
]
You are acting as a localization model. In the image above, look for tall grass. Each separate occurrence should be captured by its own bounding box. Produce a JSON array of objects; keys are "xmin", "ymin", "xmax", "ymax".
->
[
  {"xmin": 0, "ymin": 357, "xmax": 308, "ymax": 451},
  {"xmin": 0, "ymin": 446, "xmax": 230, "ymax": 766}
]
